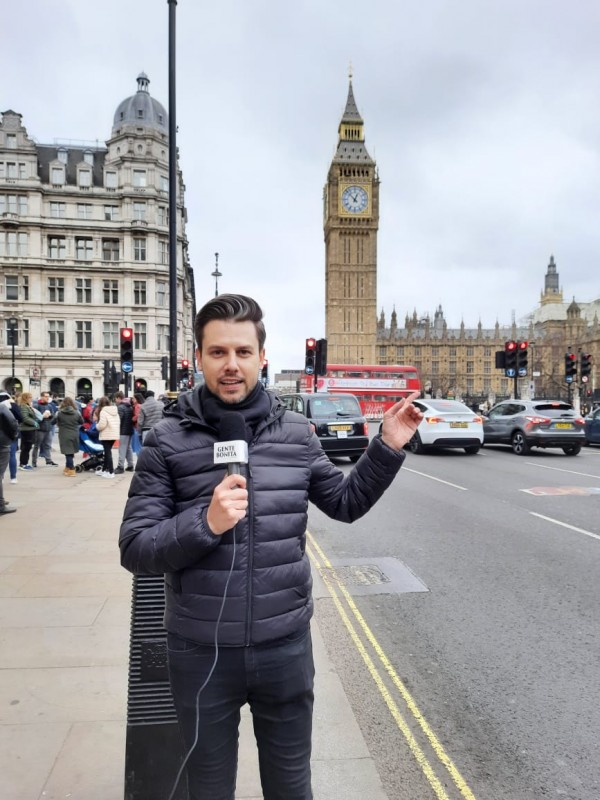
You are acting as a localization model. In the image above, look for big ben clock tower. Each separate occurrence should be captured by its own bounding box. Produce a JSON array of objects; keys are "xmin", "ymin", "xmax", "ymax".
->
[{"xmin": 324, "ymin": 77, "xmax": 379, "ymax": 365}]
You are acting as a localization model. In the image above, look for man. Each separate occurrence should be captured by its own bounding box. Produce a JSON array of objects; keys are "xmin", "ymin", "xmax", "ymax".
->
[
  {"xmin": 135, "ymin": 390, "xmax": 164, "ymax": 443},
  {"xmin": 0, "ymin": 391, "xmax": 19, "ymax": 515},
  {"xmin": 33, "ymin": 392, "xmax": 59, "ymax": 467},
  {"xmin": 113, "ymin": 391, "xmax": 135, "ymax": 474},
  {"xmin": 119, "ymin": 294, "xmax": 422, "ymax": 800}
]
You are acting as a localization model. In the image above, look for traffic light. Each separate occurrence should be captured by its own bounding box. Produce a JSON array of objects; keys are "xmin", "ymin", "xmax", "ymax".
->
[
  {"xmin": 120, "ymin": 328, "xmax": 134, "ymax": 373},
  {"xmin": 180, "ymin": 359, "xmax": 189, "ymax": 384},
  {"xmin": 134, "ymin": 378, "xmax": 147, "ymax": 393},
  {"xmin": 315, "ymin": 338, "xmax": 328, "ymax": 376},
  {"xmin": 261, "ymin": 359, "xmax": 269, "ymax": 384},
  {"xmin": 504, "ymin": 340, "xmax": 517, "ymax": 377},
  {"xmin": 565, "ymin": 352, "xmax": 577, "ymax": 383},
  {"xmin": 160, "ymin": 355, "xmax": 168, "ymax": 381},
  {"xmin": 305, "ymin": 338, "xmax": 316, "ymax": 375},
  {"xmin": 580, "ymin": 353, "xmax": 592, "ymax": 383},
  {"xmin": 516, "ymin": 340, "xmax": 528, "ymax": 377},
  {"xmin": 103, "ymin": 359, "xmax": 111, "ymax": 386}
]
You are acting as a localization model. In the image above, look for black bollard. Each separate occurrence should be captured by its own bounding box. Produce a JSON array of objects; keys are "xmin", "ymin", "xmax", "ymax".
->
[{"xmin": 124, "ymin": 575, "xmax": 187, "ymax": 800}]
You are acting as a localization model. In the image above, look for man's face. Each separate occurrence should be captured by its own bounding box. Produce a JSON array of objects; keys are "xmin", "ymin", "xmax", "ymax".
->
[
  {"xmin": 39, "ymin": 393, "xmax": 49, "ymax": 405},
  {"xmin": 196, "ymin": 319, "xmax": 264, "ymax": 405}
]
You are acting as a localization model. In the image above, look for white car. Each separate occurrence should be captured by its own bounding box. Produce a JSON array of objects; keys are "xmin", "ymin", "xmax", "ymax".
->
[{"xmin": 380, "ymin": 399, "xmax": 484, "ymax": 454}]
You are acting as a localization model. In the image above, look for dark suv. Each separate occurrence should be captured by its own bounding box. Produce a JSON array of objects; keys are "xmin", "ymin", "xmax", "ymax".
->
[
  {"xmin": 483, "ymin": 399, "xmax": 585, "ymax": 455},
  {"xmin": 280, "ymin": 392, "xmax": 369, "ymax": 461}
]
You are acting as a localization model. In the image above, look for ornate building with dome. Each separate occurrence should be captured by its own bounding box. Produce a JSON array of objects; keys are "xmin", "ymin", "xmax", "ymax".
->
[
  {"xmin": 0, "ymin": 73, "xmax": 195, "ymax": 398},
  {"xmin": 324, "ymin": 82, "xmax": 599, "ymax": 406}
]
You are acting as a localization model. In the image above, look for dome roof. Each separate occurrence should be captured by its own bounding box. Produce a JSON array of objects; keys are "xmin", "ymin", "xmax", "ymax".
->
[{"xmin": 112, "ymin": 73, "xmax": 168, "ymax": 135}]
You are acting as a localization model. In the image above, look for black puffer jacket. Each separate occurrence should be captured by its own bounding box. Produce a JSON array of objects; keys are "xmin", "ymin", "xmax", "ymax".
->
[{"xmin": 119, "ymin": 388, "xmax": 406, "ymax": 646}]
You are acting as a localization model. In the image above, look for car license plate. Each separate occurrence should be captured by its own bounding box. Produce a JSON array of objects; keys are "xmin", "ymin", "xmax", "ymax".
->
[
  {"xmin": 330, "ymin": 425, "xmax": 352, "ymax": 432},
  {"xmin": 450, "ymin": 422, "xmax": 468, "ymax": 428},
  {"xmin": 554, "ymin": 422, "xmax": 573, "ymax": 429}
]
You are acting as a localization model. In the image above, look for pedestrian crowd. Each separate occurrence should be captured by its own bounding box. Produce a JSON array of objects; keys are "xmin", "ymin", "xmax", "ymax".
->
[{"xmin": 0, "ymin": 388, "xmax": 169, "ymax": 514}]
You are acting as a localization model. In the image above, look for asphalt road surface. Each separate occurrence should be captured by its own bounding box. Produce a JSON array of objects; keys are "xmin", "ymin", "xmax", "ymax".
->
[{"xmin": 309, "ymin": 436, "xmax": 600, "ymax": 800}]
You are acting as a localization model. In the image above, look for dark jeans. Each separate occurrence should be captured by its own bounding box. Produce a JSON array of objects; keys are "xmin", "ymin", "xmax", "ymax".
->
[
  {"xmin": 101, "ymin": 440, "xmax": 115, "ymax": 473},
  {"xmin": 19, "ymin": 430, "xmax": 36, "ymax": 467},
  {"xmin": 168, "ymin": 626, "xmax": 315, "ymax": 800}
]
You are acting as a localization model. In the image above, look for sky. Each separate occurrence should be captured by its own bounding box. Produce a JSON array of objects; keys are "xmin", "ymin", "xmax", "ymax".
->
[{"xmin": 3, "ymin": 0, "xmax": 600, "ymax": 375}]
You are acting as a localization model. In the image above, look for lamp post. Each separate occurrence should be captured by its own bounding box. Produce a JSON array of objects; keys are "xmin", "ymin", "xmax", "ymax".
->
[
  {"xmin": 8, "ymin": 316, "xmax": 17, "ymax": 390},
  {"xmin": 211, "ymin": 252, "xmax": 222, "ymax": 297}
]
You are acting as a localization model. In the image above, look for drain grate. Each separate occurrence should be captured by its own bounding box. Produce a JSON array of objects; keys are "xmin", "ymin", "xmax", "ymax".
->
[
  {"xmin": 321, "ymin": 563, "xmax": 390, "ymax": 586},
  {"xmin": 313, "ymin": 556, "xmax": 429, "ymax": 597}
]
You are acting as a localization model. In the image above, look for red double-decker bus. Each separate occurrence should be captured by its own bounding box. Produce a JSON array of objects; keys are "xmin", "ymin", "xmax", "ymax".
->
[{"xmin": 300, "ymin": 364, "xmax": 422, "ymax": 419}]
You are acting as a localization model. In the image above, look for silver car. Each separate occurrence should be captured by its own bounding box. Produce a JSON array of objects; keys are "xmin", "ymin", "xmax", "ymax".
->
[{"xmin": 483, "ymin": 400, "xmax": 585, "ymax": 456}]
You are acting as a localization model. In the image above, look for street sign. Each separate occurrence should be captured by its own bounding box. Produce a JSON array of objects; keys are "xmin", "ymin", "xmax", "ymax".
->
[
  {"xmin": 122, "ymin": 361, "xmax": 133, "ymax": 374},
  {"xmin": 30, "ymin": 366, "xmax": 40, "ymax": 380},
  {"xmin": 506, "ymin": 368, "xmax": 516, "ymax": 378}
]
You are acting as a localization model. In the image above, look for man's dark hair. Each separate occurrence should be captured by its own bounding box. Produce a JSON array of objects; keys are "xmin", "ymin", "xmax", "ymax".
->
[
  {"xmin": 145, "ymin": 390, "xmax": 155, "ymax": 398},
  {"xmin": 194, "ymin": 294, "xmax": 266, "ymax": 351}
]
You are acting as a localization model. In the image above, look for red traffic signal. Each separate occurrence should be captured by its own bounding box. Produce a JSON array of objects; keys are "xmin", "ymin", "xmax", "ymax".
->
[
  {"xmin": 505, "ymin": 340, "xmax": 517, "ymax": 352},
  {"xmin": 120, "ymin": 327, "xmax": 134, "ymax": 370},
  {"xmin": 305, "ymin": 338, "xmax": 316, "ymax": 375},
  {"xmin": 518, "ymin": 340, "xmax": 528, "ymax": 350},
  {"xmin": 121, "ymin": 327, "xmax": 133, "ymax": 340},
  {"xmin": 181, "ymin": 359, "xmax": 189, "ymax": 369}
]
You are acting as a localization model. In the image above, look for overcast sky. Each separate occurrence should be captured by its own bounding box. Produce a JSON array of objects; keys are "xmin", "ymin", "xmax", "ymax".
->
[{"xmin": 3, "ymin": 1, "xmax": 600, "ymax": 374}]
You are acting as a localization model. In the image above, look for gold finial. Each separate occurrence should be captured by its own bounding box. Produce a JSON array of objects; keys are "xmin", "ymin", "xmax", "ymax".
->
[{"xmin": 348, "ymin": 61, "xmax": 353, "ymax": 81}]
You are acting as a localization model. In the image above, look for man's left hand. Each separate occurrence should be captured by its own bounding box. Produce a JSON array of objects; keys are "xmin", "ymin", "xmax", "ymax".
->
[{"xmin": 380, "ymin": 392, "xmax": 423, "ymax": 451}]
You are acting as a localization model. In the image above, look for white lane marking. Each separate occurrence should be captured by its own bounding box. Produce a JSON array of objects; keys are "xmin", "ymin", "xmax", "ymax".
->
[
  {"xmin": 404, "ymin": 468, "xmax": 468, "ymax": 491},
  {"xmin": 530, "ymin": 512, "xmax": 600, "ymax": 542},
  {"xmin": 525, "ymin": 462, "xmax": 600, "ymax": 480}
]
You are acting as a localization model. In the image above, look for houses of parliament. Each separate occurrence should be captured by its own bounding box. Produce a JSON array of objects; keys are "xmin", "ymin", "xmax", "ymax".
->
[{"xmin": 324, "ymin": 80, "xmax": 600, "ymax": 404}]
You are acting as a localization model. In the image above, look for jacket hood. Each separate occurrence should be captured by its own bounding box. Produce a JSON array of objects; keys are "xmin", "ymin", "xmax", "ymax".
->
[{"xmin": 163, "ymin": 386, "xmax": 284, "ymax": 432}]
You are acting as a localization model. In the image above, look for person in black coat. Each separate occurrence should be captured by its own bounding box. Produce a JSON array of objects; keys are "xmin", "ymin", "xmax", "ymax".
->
[
  {"xmin": 0, "ymin": 391, "xmax": 19, "ymax": 513},
  {"xmin": 119, "ymin": 294, "xmax": 423, "ymax": 800},
  {"xmin": 114, "ymin": 391, "xmax": 135, "ymax": 474}
]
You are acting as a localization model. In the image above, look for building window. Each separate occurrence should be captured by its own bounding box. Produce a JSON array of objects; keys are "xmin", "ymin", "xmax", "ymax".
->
[
  {"xmin": 156, "ymin": 281, "xmax": 166, "ymax": 307},
  {"xmin": 6, "ymin": 134, "xmax": 17, "ymax": 149},
  {"xmin": 77, "ymin": 203, "xmax": 92, "ymax": 219},
  {"xmin": 102, "ymin": 239, "xmax": 119, "ymax": 261},
  {"xmin": 133, "ymin": 170, "xmax": 147, "ymax": 187},
  {"xmin": 449, "ymin": 361, "xmax": 457, "ymax": 374},
  {"xmin": 18, "ymin": 163, "xmax": 27, "ymax": 179},
  {"xmin": 157, "ymin": 206, "xmax": 168, "ymax": 226},
  {"xmin": 103, "ymin": 280, "xmax": 119, "ymax": 304},
  {"xmin": 48, "ymin": 236, "xmax": 66, "ymax": 259},
  {"xmin": 157, "ymin": 324, "xmax": 169, "ymax": 351},
  {"xmin": 484, "ymin": 362, "xmax": 491, "ymax": 375},
  {"xmin": 6, "ymin": 162, "xmax": 17, "ymax": 179},
  {"xmin": 104, "ymin": 204, "xmax": 119, "ymax": 220},
  {"xmin": 133, "ymin": 201, "xmax": 146, "ymax": 220},
  {"xmin": 0, "ymin": 232, "xmax": 28, "ymax": 256},
  {"xmin": 466, "ymin": 361, "xmax": 474, "ymax": 374},
  {"xmin": 484, "ymin": 347, "xmax": 492, "ymax": 357},
  {"xmin": 50, "ymin": 201, "xmax": 66, "ymax": 218},
  {"xmin": 378, "ymin": 346, "xmax": 387, "ymax": 360},
  {"xmin": 466, "ymin": 347, "xmax": 474, "ymax": 357},
  {"xmin": 103, "ymin": 321, "xmax": 119, "ymax": 349},
  {"xmin": 159, "ymin": 175, "xmax": 168, "ymax": 192},
  {"xmin": 431, "ymin": 361, "xmax": 439, "ymax": 375},
  {"xmin": 158, "ymin": 239, "xmax": 168, "ymax": 264},
  {"xmin": 396, "ymin": 347, "xmax": 404, "ymax": 361},
  {"xmin": 134, "ymin": 237, "xmax": 146, "ymax": 261},
  {"xmin": 0, "ymin": 194, "xmax": 27, "ymax": 215},
  {"xmin": 51, "ymin": 166, "xmax": 65, "ymax": 185},
  {"xmin": 449, "ymin": 347, "xmax": 457, "ymax": 357},
  {"xmin": 76, "ymin": 320, "xmax": 92, "ymax": 349},
  {"xmin": 5, "ymin": 275, "xmax": 18, "ymax": 301},
  {"xmin": 79, "ymin": 170, "xmax": 92, "ymax": 187},
  {"xmin": 105, "ymin": 171, "xmax": 117, "ymax": 189},
  {"xmin": 5, "ymin": 319, "xmax": 29, "ymax": 347},
  {"xmin": 22, "ymin": 275, "xmax": 29, "ymax": 301},
  {"xmin": 413, "ymin": 346, "xmax": 421, "ymax": 357},
  {"xmin": 75, "ymin": 237, "xmax": 93, "ymax": 260},
  {"xmin": 76, "ymin": 277, "xmax": 92, "ymax": 304},
  {"xmin": 48, "ymin": 320, "xmax": 65, "ymax": 348},
  {"xmin": 57, "ymin": 148, "xmax": 68, "ymax": 164},
  {"xmin": 48, "ymin": 277, "xmax": 65, "ymax": 303},
  {"xmin": 134, "ymin": 323, "xmax": 147, "ymax": 350},
  {"xmin": 343, "ymin": 308, "xmax": 351, "ymax": 332},
  {"xmin": 83, "ymin": 151, "xmax": 94, "ymax": 166},
  {"xmin": 133, "ymin": 280, "xmax": 147, "ymax": 305}
]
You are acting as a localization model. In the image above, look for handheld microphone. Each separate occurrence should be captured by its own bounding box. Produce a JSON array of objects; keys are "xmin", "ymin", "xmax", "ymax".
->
[{"xmin": 214, "ymin": 411, "xmax": 249, "ymax": 475}]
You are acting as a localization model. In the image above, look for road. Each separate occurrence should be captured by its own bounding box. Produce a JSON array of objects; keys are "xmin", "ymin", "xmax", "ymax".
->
[{"xmin": 309, "ymin": 436, "xmax": 600, "ymax": 800}]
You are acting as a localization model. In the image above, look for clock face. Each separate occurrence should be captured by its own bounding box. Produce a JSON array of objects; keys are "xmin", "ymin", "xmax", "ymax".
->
[{"xmin": 341, "ymin": 185, "xmax": 369, "ymax": 214}]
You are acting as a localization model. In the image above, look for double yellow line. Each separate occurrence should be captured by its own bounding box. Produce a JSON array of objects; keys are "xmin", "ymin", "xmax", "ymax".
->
[{"xmin": 306, "ymin": 531, "xmax": 478, "ymax": 800}]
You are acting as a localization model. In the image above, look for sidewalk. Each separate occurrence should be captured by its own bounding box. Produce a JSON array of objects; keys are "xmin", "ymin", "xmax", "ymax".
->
[{"xmin": 0, "ymin": 453, "xmax": 388, "ymax": 800}]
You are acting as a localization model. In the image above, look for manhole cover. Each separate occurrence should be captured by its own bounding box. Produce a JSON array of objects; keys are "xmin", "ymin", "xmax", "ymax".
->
[{"xmin": 321, "ymin": 564, "xmax": 390, "ymax": 586}]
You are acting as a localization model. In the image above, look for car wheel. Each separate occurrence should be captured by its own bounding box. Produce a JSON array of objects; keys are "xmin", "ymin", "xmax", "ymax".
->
[
  {"xmin": 464, "ymin": 446, "xmax": 480, "ymax": 455},
  {"xmin": 511, "ymin": 431, "xmax": 530, "ymax": 455},
  {"xmin": 562, "ymin": 444, "xmax": 581, "ymax": 456},
  {"xmin": 409, "ymin": 432, "xmax": 425, "ymax": 454}
]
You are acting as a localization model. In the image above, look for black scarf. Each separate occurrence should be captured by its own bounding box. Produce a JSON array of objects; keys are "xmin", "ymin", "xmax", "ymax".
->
[{"xmin": 200, "ymin": 382, "xmax": 272, "ymax": 442}]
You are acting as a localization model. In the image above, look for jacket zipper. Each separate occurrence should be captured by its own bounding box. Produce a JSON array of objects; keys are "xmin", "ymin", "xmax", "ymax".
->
[{"xmin": 245, "ymin": 459, "xmax": 254, "ymax": 646}]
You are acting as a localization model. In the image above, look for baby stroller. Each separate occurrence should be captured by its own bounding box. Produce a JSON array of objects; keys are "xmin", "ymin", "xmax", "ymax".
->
[{"xmin": 76, "ymin": 428, "xmax": 105, "ymax": 473}]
